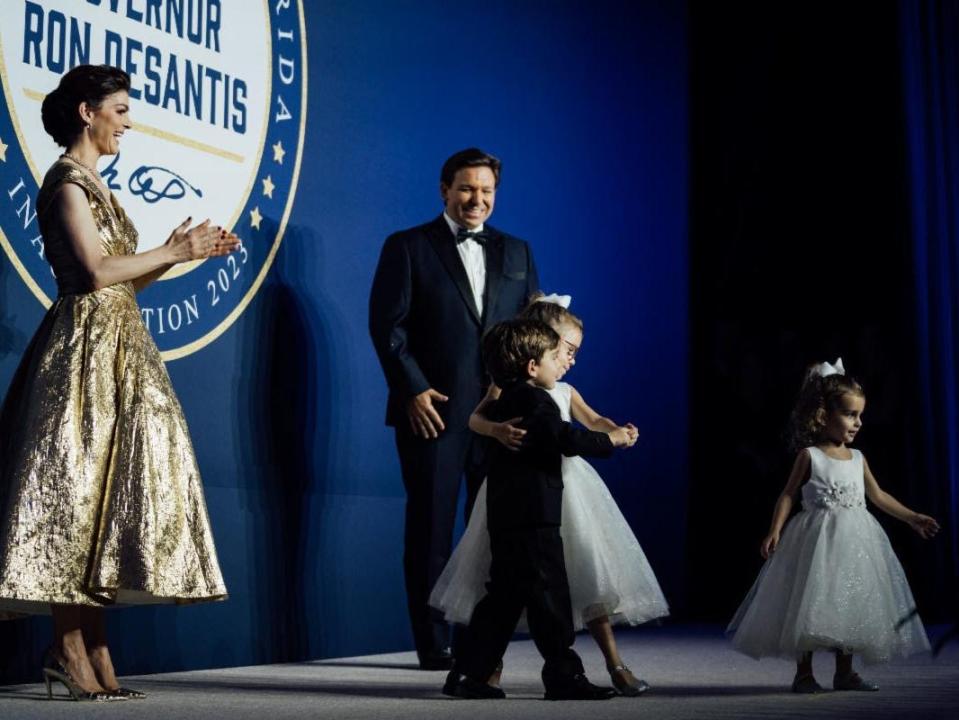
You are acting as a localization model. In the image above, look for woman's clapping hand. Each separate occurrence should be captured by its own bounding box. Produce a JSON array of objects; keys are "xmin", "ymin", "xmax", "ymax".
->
[{"xmin": 166, "ymin": 218, "xmax": 241, "ymax": 263}]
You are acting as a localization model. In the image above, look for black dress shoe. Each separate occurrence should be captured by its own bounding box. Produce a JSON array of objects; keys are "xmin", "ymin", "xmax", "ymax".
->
[
  {"xmin": 791, "ymin": 673, "xmax": 824, "ymax": 694},
  {"xmin": 418, "ymin": 647, "xmax": 454, "ymax": 671},
  {"xmin": 544, "ymin": 673, "xmax": 617, "ymax": 701},
  {"xmin": 442, "ymin": 670, "xmax": 506, "ymax": 699}
]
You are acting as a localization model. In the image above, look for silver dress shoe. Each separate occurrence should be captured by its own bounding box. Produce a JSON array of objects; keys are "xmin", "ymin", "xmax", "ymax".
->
[
  {"xmin": 833, "ymin": 672, "xmax": 879, "ymax": 691},
  {"xmin": 608, "ymin": 664, "xmax": 650, "ymax": 696}
]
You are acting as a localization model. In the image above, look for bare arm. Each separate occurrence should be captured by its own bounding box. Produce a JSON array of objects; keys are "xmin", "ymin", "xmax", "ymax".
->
[
  {"xmin": 863, "ymin": 456, "xmax": 940, "ymax": 538},
  {"xmin": 568, "ymin": 385, "xmax": 638, "ymax": 446},
  {"xmin": 568, "ymin": 385, "xmax": 618, "ymax": 431},
  {"xmin": 52, "ymin": 184, "xmax": 237, "ymax": 291},
  {"xmin": 132, "ymin": 231, "xmax": 239, "ymax": 292},
  {"xmin": 760, "ymin": 450, "xmax": 810, "ymax": 558},
  {"xmin": 132, "ymin": 262, "xmax": 175, "ymax": 291},
  {"xmin": 55, "ymin": 184, "xmax": 176, "ymax": 288},
  {"xmin": 468, "ymin": 384, "xmax": 501, "ymax": 435},
  {"xmin": 469, "ymin": 385, "xmax": 526, "ymax": 450}
]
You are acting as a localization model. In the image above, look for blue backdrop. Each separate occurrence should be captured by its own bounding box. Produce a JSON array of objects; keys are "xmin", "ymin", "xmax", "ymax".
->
[
  {"xmin": 0, "ymin": 0, "xmax": 688, "ymax": 680},
  {"xmin": 900, "ymin": 0, "xmax": 959, "ymax": 612}
]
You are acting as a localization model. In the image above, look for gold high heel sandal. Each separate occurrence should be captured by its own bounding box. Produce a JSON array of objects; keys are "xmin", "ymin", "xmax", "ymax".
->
[{"xmin": 41, "ymin": 649, "xmax": 127, "ymax": 702}]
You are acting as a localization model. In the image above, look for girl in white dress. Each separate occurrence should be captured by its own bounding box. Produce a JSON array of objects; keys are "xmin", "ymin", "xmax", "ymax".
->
[
  {"xmin": 727, "ymin": 359, "xmax": 939, "ymax": 693},
  {"xmin": 430, "ymin": 294, "xmax": 669, "ymax": 696}
]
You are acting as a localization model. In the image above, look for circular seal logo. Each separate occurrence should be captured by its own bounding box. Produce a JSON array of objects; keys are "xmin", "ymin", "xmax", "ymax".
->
[{"xmin": 0, "ymin": 0, "xmax": 307, "ymax": 359}]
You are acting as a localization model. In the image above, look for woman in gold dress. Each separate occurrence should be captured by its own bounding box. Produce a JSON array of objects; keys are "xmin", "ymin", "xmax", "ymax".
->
[{"xmin": 0, "ymin": 65, "xmax": 235, "ymax": 700}]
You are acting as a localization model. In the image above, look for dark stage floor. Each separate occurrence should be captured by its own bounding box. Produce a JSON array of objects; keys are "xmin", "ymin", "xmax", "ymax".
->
[{"xmin": 1, "ymin": 625, "xmax": 957, "ymax": 719}]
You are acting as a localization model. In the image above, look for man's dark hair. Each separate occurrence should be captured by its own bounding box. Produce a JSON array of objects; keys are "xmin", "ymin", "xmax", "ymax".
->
[
  {"xmin": 482, "ymin": 319, "xmax": 559, "ymax": 387},
  {"xmin": 440, "ymin": 148, "xmax": 502, "ymax": 188}
]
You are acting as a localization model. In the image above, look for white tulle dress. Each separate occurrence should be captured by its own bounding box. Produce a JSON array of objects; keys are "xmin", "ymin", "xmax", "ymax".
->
[
  {"xmin": 727, "ymin": 446, "xmax": 930, "ymax": 664},
  {"xmin": 429, "ymin": 382, "xmax": 669, "ymax": 631}
]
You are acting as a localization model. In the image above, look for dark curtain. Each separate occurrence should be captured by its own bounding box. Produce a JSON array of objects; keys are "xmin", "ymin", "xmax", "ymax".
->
[
  {"xmin": 686, "ymin": 2, "xmax": 953, "ymax": 621},
  {"xmin": 900, "ymin": 0, "xmax": 959, "ymax": 611}
]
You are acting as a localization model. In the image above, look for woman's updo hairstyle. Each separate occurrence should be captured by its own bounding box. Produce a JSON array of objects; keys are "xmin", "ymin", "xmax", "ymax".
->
[
  {"xmin": 519, "ymin": 292, "xmax": 583, "ymax": 332},
  {"xmin": 786, "ymin": 368, "xmax": 864, "ymax": 452},
  {"xmin": 41, "ymin": 65, "xmax": 130, "ymax": 147}
]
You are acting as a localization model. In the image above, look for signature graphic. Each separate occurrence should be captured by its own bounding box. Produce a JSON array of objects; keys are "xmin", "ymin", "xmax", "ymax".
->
[
  {"xmin": 129, "ymin": 166, "xmax": 203, "ymax": 203},
  {"xmin": 101, "ymin": 154, "xmax": 203, "ymax": 203},
  {"xmin": 101, "ymin": 155, "xmax": 123, "ymax": 191}
]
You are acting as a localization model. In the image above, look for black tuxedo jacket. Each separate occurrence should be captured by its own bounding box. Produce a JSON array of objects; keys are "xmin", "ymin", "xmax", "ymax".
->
[
  {"xmin": 369, "ymin": 215, "xmax": 539, "ymax": 428},
  {"xmin": 485, "ymin": 383, "xmax": 614, "ymax": 531}
]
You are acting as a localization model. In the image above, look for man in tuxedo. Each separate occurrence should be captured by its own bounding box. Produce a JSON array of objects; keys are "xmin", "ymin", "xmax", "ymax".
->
[{"xmin": 369, "ymin": 148, "xmax": 539, "ymax": 669}]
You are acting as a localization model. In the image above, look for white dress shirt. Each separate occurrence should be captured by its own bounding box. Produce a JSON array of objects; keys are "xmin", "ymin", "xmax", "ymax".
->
[{"xmin": 444, "ymin": 212, "xmax": 487, "ymax": 317}]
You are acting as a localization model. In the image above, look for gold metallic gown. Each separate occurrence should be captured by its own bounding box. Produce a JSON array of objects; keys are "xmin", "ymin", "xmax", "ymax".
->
[{"xmin": 0, "ymin": 159, "xmax": 227, "ymax": 615}]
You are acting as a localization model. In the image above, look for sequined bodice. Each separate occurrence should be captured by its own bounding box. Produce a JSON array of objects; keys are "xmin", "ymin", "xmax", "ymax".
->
[
  {"xmin": 36, "ymin": 159, "xmax": 139, "ymax": 297},
  {"xmin": 801, "ymin": 446, "xmax": 866, "ymax": 510}
]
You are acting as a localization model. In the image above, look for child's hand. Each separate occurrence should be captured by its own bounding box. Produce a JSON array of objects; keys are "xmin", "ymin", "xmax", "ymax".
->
[
  {"xmin": 608, "ymin": 427, "xmax": 632, "ymax": 448},
  {"xmin": 908, "ymin": 513, "xmax": 940, "ymax": 539},
  {"xmin": 615, "ymin": 424, "xmax": 638, "ymax": 448},
  {"xmin": 491, "ymin": 417, "xmax": 526, "ymax": 451},
  {"xmin": 760, "ymin": 532, "xmax": 780, "ymax": 559}
]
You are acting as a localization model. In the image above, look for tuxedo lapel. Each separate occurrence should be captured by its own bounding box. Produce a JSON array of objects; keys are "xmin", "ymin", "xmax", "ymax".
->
[
  {"xmin": 482, "ymin": 229, "xmax": 505, "ymax": 332},
  {"xmin": 426, "ymin": 216, "xmax": 482, "ymax": 325}
]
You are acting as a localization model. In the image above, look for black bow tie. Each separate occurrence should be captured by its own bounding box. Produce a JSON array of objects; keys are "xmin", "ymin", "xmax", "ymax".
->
[{"xmin": 456, "ymin": 227, "xmax": 489, "ymax": 245}]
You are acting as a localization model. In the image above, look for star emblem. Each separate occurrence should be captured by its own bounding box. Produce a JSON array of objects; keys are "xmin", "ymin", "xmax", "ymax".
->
[
  {"xmin": 250, "ymin": 206, "xmax": 263, "ymax": 230},
  {"xmin": 272, "ymin": 141, "xmax": 285, "ymax": 164},
  {"xmin": 0, "ymin": 136, "xmax": 8, "ymax": 162},
  {"xmin": 261, "ymin": 175, "xmax": 275, "ymax": 198}
]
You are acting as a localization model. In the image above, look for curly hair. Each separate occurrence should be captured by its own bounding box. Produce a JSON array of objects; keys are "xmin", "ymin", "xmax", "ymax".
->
[
  {"xmin": 41, "ymin": 65, "xmax": 130, "ymax": 147},
  {"xmin": 519, "ymin": 293, "xmax": 583, "ymax": 333},
  {"xmin": 786, "ymin": 370, "xmax": 865, "ymax": 452},
  {"xmin": 482, "ymin": 318, "xmax": 559, "ymax": 387}
]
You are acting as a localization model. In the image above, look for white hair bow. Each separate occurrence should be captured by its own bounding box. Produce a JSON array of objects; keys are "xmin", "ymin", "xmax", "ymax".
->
[
  {"xmin": 810, "ymin": 357, "xmax": 845, "ymax": 379},
  {"xmin": 535, "ymin": 293, "xmax": 572, "ymax": 309}
]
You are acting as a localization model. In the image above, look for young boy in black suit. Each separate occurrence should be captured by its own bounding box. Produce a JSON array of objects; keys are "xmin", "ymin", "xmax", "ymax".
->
[{"xmin": 443, "ymin": 318, "xmax": 633, "ymax": 700}]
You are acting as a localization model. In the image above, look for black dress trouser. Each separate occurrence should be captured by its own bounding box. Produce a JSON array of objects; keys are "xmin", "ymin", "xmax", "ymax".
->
[
  {"xmin": 395, "ymin": 426, "xmax": 487, "ymax": 658},
  {"xmin": 454, "ymin": 526, "xmax": 584, "ymax": 687}
]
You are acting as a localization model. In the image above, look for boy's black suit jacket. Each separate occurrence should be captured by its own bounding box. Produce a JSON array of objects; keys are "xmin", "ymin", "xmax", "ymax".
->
[{"xmin": 486, "ymin": 382, "xmax": 614, "ymax": 531}]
